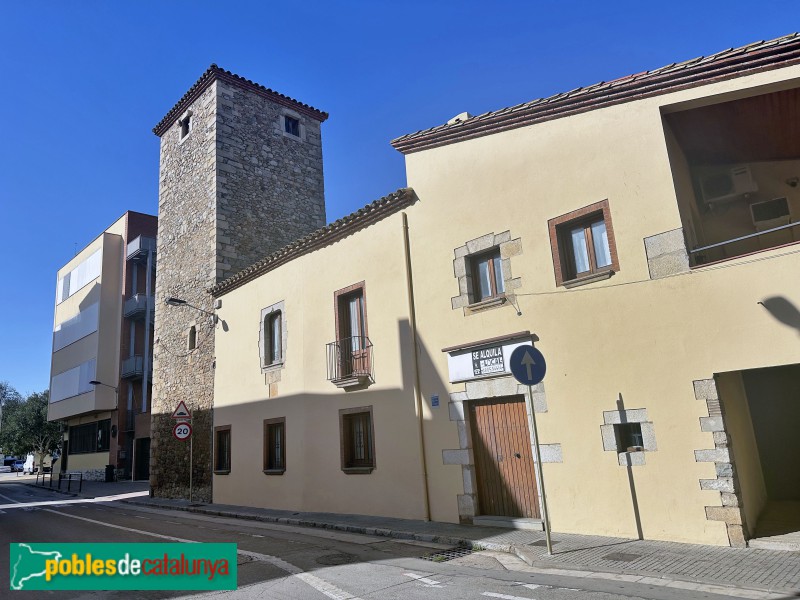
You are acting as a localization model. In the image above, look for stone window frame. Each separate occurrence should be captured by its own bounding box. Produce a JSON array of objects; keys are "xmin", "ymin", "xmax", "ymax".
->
[
  {"xmin": 451, "ymin": 231, "xmax": 522, "ymax": 315},
  {"xmin": 548, "ymin": 199, "xmax": 620, "ymax": 288},
  {"xmin": 279, "ymin": 108, "xmax": 305, "ymax": 142},
  {"xmin": 339, "ymin": 406, "xmax": 375, "ymax": 474},
  {"xmin": 178, "ymin": 109, "xmax": 193, "ymax": 144},
  {"xmin": 259, "ymin": 301, "xmax": 287, "ymax": 382},
  {"xmin": 600, "ymin": 408, "xmax": 656, "ymax": 466},
  {"xmin": 214, "ymin": 425, "xmax": 231, "ymax": 474}
]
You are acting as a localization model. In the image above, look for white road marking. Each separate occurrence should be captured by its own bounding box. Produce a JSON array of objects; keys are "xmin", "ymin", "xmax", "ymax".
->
[
  {"xmin": 483, "ymin": 593, "xmax": 534, "ymax": 600},
  {"xmin": 403, "ymin": 572, "xmax": 445, "ymax": 588},
  {"xmin": 0, "ymin": 490, "xmax": 148, "ymax": 509},
  {"xmin": 0, "ymin": 490, "xmax": 365, "ymax": 600},
  {"xmin": 512, "ymin": 582, "xmax": 541, "ymax": 590}
]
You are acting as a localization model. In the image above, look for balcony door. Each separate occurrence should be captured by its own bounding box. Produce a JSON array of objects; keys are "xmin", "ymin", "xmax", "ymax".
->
[{"xmin": 336, "ymin": 283, "xmax": 368, "ymax": 377}]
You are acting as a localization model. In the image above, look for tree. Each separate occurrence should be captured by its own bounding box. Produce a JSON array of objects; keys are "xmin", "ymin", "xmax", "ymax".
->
[
  {"xmin": 0, "ymin": 388, "xmax": 61, "ymax": 469},
  {"xmin": 0, "ymin": 381, "xmax": 23, "ymax": 455}
]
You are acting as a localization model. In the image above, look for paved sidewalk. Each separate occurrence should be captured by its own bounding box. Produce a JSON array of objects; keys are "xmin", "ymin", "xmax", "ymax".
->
[
  {"xmin": 10, "ymin": 476, "xmax": 798, "ymax": 598},
  {"xmin": 122, "ymin": 496, "xmax": 800, "ymax": 597},
  {"xmin": 21, "ymin": 474, "xmax": 150, "ymax": 499}
]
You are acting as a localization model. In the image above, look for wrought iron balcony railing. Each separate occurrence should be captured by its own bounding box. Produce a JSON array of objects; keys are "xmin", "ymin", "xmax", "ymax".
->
[{"xmin": 326, "ymin": 337, "xmax": 374, "ymax": 388}]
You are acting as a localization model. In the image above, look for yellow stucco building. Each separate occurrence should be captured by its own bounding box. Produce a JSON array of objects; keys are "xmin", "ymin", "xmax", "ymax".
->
[{"xmin": 201, "ymin": 34, "xmax": 800, "ymax": 548}]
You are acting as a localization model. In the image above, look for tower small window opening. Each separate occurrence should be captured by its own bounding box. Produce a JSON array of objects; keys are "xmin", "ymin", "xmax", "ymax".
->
[
  {"xmin": 616, "ymin": 422, "xmax": 644, "ymax": 452},
  {"xmin": 187, "ymin": 325, "xmax": 197, "ymax": 351},
  {"xmin": 180, "ymin": 115, "xmax": 191, "ymax": 139},
  {"xmin": 284, "ymin": 116, "xmax": 300, "ymax": 137}
]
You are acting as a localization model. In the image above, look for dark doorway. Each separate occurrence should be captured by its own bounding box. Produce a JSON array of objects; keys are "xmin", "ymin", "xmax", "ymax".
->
[{"xmin": 134, "ymin": 437, "xmax": 150, "ymax": 481}]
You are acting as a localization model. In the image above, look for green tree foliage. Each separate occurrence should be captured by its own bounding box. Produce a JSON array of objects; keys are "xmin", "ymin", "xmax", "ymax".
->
[{"xmin": 0, "ymin": 384, "xmax": 60, "ymax": 468}]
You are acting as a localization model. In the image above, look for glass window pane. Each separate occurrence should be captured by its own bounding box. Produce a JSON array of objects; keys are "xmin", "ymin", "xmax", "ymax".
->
[
  {"xmin": 477, "ymin": 258, "xmax": 492, "ymax": 299},
  {"xmin": 591, "ymin": 220, "xmax": 612, "ymax": 268},
  {"xmin": 570, "ymin": 227, "xmax": 590, "ymax": 274},
  {"xmin": 493, "ymin": 256, "xmax": 505, "ymax": 294},
  {"xmin": 270, "ymin": 313, "xmax": 281, "ymax": 362}
]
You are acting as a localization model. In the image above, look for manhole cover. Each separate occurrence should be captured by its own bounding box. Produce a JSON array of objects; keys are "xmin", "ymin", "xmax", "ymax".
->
[
  {"xmin": 602, "ymin": 552, "xmax": 640, "ymax": 562},
  {"xmin": 529, "ymin": 540, "xmax": 560, "ymax": 547},
  {"xmin": 421, "ymin": 546, "xmax": 474, "ymax": 562},
  {"xmin": 316, "ymin": 553, "xmax": 356, "ymax": 566}
]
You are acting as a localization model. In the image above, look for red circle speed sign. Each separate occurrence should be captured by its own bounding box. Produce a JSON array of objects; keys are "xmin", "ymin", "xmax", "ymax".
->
[{"xmin": 173, "ymin": 422, "xmax": 192, "ymax": 441}]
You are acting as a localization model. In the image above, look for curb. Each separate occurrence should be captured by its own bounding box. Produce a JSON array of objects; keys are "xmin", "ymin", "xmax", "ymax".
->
[
  {"xmin": 122, "ymin": 499, "xmax": 797, "ymax": 598},
  {"xmin": 22, "ymin": 482, "xmax": 78, "ymax": 498}
]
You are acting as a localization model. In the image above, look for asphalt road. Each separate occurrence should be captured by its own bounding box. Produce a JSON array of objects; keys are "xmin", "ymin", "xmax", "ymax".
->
[{"xmin": 0, "ymin": 481, "xmax": 746, "ymax": 600}]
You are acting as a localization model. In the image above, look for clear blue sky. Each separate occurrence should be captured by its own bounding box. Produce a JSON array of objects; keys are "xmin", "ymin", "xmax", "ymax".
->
[{"xmin": 0, "ymin": 1, "xmax": 796, "ymax": 394}]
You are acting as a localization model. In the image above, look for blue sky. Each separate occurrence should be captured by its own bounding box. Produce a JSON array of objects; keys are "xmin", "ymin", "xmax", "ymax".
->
[{"xmin": 0, "ymin": 1, "xmax": 796, "ymax": 394}]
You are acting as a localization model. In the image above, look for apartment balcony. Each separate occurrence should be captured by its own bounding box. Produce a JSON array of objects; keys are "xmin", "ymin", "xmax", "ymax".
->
[
  {"xmin": 121, "ymin": 355, "xmax": 152, "ymax": 380},
  {"xmin": 126, "ymin": 236, "xmax": 156, "ymax": 264},
  {"xmin": 326, "ymin": 337, "xmax": 374, "ymax": 389},
  {"xmin": 123, "ymin": 293, "xmax": 154, "ymax": 320}
]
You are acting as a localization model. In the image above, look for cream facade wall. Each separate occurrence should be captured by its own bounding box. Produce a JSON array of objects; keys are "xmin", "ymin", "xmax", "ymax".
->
[
  {"xmin": 401, "ymin": 65, "xmax": 800, "ymax": 545},
  {"xmin": 49, "ymin": 231, "xmax": 124, "ymax": 422},
  {"xmin": 213, "ymin": 210, "xmax": 436, "ymax": 519}
]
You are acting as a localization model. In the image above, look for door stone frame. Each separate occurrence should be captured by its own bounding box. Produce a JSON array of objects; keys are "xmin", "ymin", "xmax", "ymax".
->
[
  {"xmin": 693, "ymin": 377, "xmax": 749, "ymax": 547},
  {"xmin": 443, "ymin": 375, "xmax": 561, "ymax": 524}
]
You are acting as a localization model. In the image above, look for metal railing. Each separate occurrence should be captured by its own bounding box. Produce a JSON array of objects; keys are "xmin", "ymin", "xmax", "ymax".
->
[
  {"xmin": 690, "ymin": 221, "xmax": 799, "ymax": 254},
  {"xmin": 326, "ymin": 337, "xmax": 373, "ymax": 382},
  {"xmin": 126, "ymin": 236, "xmax": 156, "ymax": 262},
  {"xmin": 123, "ymin": 293, "xmax": 153, "ymax": 319},
  {"xmin": 121, "ymin": 355, "xmax": 152, "ymax": 380}
]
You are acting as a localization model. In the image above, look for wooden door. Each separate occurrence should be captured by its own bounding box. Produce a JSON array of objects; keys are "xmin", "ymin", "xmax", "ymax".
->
[{"xmin": 470, "ymin": 397, "xmax": 540, "ymax": 518}]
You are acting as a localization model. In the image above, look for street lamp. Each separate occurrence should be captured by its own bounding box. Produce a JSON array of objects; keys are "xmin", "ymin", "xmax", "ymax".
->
[{"xmin": 164, "ymin": 297, "xmax": 217, "ymax": 322}]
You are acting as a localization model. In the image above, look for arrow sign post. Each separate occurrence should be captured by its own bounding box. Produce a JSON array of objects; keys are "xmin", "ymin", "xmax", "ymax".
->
[{"xmin": 509, "ymin": 345, "xmax": 553, "ymax": 556}]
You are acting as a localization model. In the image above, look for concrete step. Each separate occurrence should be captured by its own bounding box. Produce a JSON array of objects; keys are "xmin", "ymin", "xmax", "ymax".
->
[
  {"xmin": 748, "ymin": 536, "xmax": 800, "ymax": 552},
  {"xmin": 473, "ymin": 515, "xmax": 544, "ymax": 530}
]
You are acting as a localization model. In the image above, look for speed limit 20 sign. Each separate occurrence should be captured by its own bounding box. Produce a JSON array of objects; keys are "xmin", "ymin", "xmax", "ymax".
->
[{"xmin": 173, "ymin": 422, "xmax": 192, "ymax": 441}]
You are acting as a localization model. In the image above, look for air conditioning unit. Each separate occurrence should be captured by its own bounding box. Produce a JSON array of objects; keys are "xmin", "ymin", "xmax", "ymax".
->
[
  {"xmin": 700, "ymin": 165, "xmax": 758, "ymax": 205},
  {"xmin": 751, "ymin": 197, "xmax": 791, "ymax": 232}
]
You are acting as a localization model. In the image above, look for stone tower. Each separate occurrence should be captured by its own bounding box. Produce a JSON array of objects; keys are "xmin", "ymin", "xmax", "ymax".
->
[{"xmin": 150, "ymin": 65, "xmax": 327, "ymax": 501}]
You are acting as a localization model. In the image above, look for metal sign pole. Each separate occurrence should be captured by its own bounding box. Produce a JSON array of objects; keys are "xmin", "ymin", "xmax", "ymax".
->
[
  {"xmin": 529, "ymin": 383, "xmax": 553, "ymax": 555},
  {"xmin": 189, "ymin": 434, "xmax": 193, "ymax": 504}
]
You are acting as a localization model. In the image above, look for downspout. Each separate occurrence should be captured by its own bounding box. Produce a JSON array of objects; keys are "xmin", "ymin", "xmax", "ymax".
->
[
  {"xmin": 402, "ymin": 212, "xmax": 431, "ymax": 522},
  {"xmin": 142, "ymin": 246, "xmax": 153, "ymax": 413}
]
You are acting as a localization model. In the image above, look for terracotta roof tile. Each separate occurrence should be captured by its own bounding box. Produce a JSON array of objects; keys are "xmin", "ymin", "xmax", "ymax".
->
[
  {"xmin": 392, "ymin": 33, "xmax": 800, "ymax": 154},
  {"xmin": 210, "ymin": 188, "xmax": 417, "ymax": 296},
  {"xmin": 153, "ymin": 64, "xmax": 328, "ymax": 137}
]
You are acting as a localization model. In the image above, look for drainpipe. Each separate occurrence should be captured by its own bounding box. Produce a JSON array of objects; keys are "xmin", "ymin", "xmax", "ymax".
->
[{"xmin": 402, "ymin": 212, "xmax": 431, "ymax": 522}]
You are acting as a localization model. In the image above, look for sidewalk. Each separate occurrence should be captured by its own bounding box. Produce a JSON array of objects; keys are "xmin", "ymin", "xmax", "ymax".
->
[
  {"xmin": 121, "ymin": 495, "xmax": 800, "ymax": 597},
  {"xmin": 19, "ymin": 475, "xmax": 800, "ymax": 598},
  {"xmin": 21, "ymin": 474, "xmax": 150, "ymax": 499}
]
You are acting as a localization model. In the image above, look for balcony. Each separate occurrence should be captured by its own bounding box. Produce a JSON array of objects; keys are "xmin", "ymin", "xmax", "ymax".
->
[
  {"xmin": 326, "ymin": 337, "xmax": 374, "ymax": 389},
  {"xmin": 121, "ymin": 355, "xmax": 152, "ymax": 380},
  {"xmin": 123, "ymin": 293, "xmax": 153, "ymax": 320},
  {"xmin": 126, "ymin": 236, "xmax": 156, "ymax": 264}
]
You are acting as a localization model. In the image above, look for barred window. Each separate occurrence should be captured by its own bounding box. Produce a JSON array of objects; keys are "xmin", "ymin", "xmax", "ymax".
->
[
  {"xmin": 263, "ymin": 418, "xmax": 285, "ymax": 474},
  {"xmin": 214, "ymin": 425, "xmax": 231, "ymax": 473},
  {"xmin": 340, "ymin": 407, "xmax": 375, "ymax": 473},
  {"xmin": 68, "ymin": 420, "xmax": 110, "ymax": 454}
]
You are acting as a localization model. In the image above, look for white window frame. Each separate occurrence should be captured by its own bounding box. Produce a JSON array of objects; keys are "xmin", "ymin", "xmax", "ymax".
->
[{"xmin": 259, "ymin": 301, "xmax": 286, "ymax": 373}]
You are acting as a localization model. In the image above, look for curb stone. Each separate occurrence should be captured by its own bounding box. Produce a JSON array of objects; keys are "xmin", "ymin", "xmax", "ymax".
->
[{"xmin": 121, "ymin": 499, "xmax": 796, "ymax": 598}]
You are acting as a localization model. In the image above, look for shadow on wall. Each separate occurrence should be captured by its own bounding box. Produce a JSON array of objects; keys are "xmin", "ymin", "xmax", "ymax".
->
[{"xmin": 759, "ymin": 296, "xmax": 800, "ymax": 335}]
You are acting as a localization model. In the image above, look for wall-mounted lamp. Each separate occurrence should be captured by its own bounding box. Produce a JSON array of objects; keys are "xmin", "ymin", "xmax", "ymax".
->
[
  {"xmin": 164, "ymin": 297, "xmax": 218, "ymax": 323},
  {"xmin": 786, "ymin": 177, "xmax": 799, "ymax": 188}
]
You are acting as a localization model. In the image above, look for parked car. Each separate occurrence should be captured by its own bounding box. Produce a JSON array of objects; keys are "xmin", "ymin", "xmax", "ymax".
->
[{"xmin": 11, "ymin": 460, "xmax": 24, "ymax": 472}]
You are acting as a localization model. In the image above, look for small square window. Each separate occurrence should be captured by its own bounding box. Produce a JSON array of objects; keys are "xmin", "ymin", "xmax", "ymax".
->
[
  {"xmin": 340, "ymin": 407, "xmax": 375, "ymax": 473},
  {"xmin": 284, "ymin": 116, "xmax": 300, "ymax": 137},
  {"xmin": 264, "ymin": 418, "xmax": 285, "ymax": 474},
  {"xmin": 214, "ymin": 425, "xmax": 231, "ymax": 473},
  {"xmin": 615, "ymin": 422, "xmax": 644, "ymax": 452},
  {"xmin": 178, "ymin": 111, "xmax": 192, "ymax": 141},
  {"xmin": 470, "ymin": 249, "xmax": 505, "ymax": 302},
  {"xmin": 549, "ymin": 200, "xmax": 619, "ymax": 287}
]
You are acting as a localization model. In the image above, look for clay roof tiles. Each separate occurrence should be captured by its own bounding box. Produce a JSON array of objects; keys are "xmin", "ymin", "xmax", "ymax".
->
[
  {"xmin": 210, "ymin": 188, "xmax": 417, "ymax": 296},
  {"xmin": 391, "ymin": 33, "xmax": 800, "ymax": 154},
  {"xmin": 153, "ymin": 64, "xmax": 328, "ymax": 137}
]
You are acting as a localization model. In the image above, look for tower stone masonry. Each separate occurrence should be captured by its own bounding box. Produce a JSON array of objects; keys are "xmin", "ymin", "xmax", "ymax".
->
[{"xmin": 150, "ymin": 65, "xmax": 328, "ymax": 500}]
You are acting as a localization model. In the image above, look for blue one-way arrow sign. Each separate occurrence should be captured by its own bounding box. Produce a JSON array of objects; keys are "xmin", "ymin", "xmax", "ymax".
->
[{"xmin": 509, "ymin": 345, "xmax": 546, "ymax": 386}]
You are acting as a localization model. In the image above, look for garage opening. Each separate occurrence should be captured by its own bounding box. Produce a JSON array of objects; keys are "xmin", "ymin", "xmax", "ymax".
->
[{"xmin": 717, "ymin": 363, "xmax": 800, "ymax": 549}]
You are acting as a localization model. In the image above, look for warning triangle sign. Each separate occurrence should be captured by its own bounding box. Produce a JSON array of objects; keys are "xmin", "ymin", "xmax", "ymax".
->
[{"xmin": 171, "ymin": 401, "xmax": 191, "ymax": 419}]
